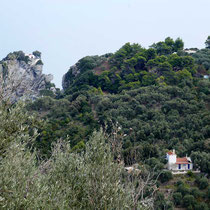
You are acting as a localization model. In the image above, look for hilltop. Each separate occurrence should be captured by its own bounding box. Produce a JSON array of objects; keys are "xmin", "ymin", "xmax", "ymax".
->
[{"xmin": 0, "ymin": 51, "xmax": 55, "ymax": 102}]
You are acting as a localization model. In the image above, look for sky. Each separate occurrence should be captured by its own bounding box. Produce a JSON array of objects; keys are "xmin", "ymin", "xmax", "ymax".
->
[{"xmin": 0, "ymin": 0, "xmax": 210, "ymax": 88}]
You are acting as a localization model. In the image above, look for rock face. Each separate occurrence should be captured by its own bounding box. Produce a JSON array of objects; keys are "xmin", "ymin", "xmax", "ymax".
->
[
  {"xmin": 0, "ymin": 51, "xmax": 53, "ymax": 102},
  {"xmin": 62, "ymin": 65, "xmax": 80, "ymax": 90}
]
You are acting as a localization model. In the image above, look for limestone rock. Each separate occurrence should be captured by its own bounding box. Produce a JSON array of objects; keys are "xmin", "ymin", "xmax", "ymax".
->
[{"xmin": 0, "ymin": 51, "xmax": 53, "ymax": 102}]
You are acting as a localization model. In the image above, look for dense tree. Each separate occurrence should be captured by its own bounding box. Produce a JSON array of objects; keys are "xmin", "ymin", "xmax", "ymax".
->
[
  {"xmin": 159, "ymin": 171, "xmax": 173, "ymax": 183},
  {"xmin": 1, "ymin": 129, "xmax": 160, "ymax": 209},
  {"xmin": 174, "ymin": 38, "xmax": 184, "ymax": 52},
  {"xmin": 205, "ymin": 36, "xmax": 210, "ymax": 49},
  {"xmin": 173, "ymin": 192, "xmax": 182, "ymax": 205},
  {"xmin": 183, "ymin": 195, "xmax": 196, "ymax": 208},
  {"xmin": 0, "ymin": 102, "xmax": 39, "ymax": 156},
  {"xmin": 196, "ymin": 177, "xmax": 209, "ymax": 190}
]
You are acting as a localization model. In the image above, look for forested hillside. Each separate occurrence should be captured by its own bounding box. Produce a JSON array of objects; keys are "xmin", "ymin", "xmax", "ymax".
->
[
  {"xmin": 28, "ymin": 37, "xmax": 210, "ymax": 173},
  {"xmin": 1, "ymin": 37, "xmax": 209, "ymax": 209}
]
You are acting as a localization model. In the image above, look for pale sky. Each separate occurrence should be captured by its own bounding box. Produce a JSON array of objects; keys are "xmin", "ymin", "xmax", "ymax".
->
[{"xmin": 0, "ymin": 0, "xmax": 210, "ymax": 88}]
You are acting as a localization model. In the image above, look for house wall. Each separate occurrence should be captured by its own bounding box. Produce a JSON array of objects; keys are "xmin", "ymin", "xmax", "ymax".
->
[
  {"xmin": 168, "ymin": 163, "xmax": 178, "ymax": 170},
  {"xmin": 168, "ymin": 154, "xmax": 176, "ymax": 164},
  {"xmin": 168, "ymin": 163, "xmax": 193, "ymax": 171}
]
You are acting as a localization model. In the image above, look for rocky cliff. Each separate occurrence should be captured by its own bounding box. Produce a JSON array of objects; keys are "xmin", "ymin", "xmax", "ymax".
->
[{"xmin": 0, "ymin": 51, "xmax": 53, "ymax": 102}]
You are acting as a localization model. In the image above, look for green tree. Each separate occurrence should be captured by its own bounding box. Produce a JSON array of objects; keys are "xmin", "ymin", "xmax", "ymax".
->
[
  {"xmin": 182, "ymin": 195, "xmax": 196, "ymax": 208},
  {"xmin": 165, "ymin": 37, "xmax": 175, "ymax": 47},
  {"xmin": 32, "ymin": 51, "xmax": 41, "ymax": 58},
  {"xmin": 174, "ymin": 38, "xmax": 184, "ymax": 52},
  {"xmin": 159, "ymin": 171, "xmax": 173, "ymax": 183},
  {"xmin": 1, "ymin": 129, "xmax": 158, "ymax": 209},
  {"xmin": 194, "ymin": 202, "xmax": 209, "ymax": 210},
  {"xmin": 177, "ymin": 184, "xmax": 190, "ymax": 196},
  {"xmin": 173, "ymin": 192, "xmax": 182, "ymax": 206},
  {"xmin": 176, "ymin": 69, "xmax": 192, "ymax": 81},
  {"xmin": 205, "ymin": 36, "xmax": 210, "ymax": 49},
  {"xmin": 0, "ymin": 102, "xmax": 39, "ymax": 156},
  {"xmin": 198, "ymin": 177, "xmax": 209, "ymax": 190},
  {"xmin": 135, "ymin": 55, "xmax": 146, "ymax": 69},
  {"xmin": 152, "ymin": 42, "xmax": 172, "ymax": 55}
]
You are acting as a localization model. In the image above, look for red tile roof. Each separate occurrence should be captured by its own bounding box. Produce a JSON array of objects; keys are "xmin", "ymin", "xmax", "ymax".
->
[
  {"xmin": 176, "ymin": 157, "xmax": 189, "ymax": 164},
  {"xmin": 167, "ymin": 151, "xmax": 173, "ymax": 155}
]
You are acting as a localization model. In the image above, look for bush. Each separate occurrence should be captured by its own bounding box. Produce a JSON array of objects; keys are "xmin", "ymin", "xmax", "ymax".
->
[
  {"xmin": 190, "ymin": 187, "xmax": 202, "ymax": 199},
  {"xmin": 177, "ymin": 185, "xmax": 190, "ymax": 196},
  {"xmin": 198, "ymin": 177, "xmax": 209, "ymax": 190},
  {"xmin": 0, "ymin": 102, "xmax": 38, "ymax": 156},
  {"xmin": 33, "ymin": 51, "xmax": 41, "ymax": 58},
  {"xmin": 173, "ymin": 192, "xmax": 182, "ymax": 206},
  {"xmin": 159, "ymin": 171, "xmax": 173, "ymax": 183},
  {"xmin": 194, "ymin": 202, "xmax": 209, "ymax": 210},
  {"xmin": 176, "ymin": 180, "xmax": 184, "ymax": 186},
  {"xmin": 208, "ymin": 186, "xmax": 210, "ymax": 199},
  {"xmin": 182, "ymin": 195, "xmax": 196, "ymax": 208},
  {"xmin": 154, "ymin": 192, "xmax": 173, "ymax": 210},
  {"xmin": 187, "ymin": 170, "xmax": 194, "ymax": 177},
  {"xmin": 0, "ymin": 130, "xmax": 157, "ymax": 209}
]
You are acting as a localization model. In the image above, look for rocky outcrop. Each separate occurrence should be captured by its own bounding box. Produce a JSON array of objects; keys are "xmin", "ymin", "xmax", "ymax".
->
[
  {"xmin": 0, "ymin": 51, "xmax": 53, "ymax": 102},
  {"xmin": 62, "ymin": 54, "xmax": 110, "ymax": 91},
  {"xmin": 62, "ymin": 65, "xmax": 80, "ymax": 90}
]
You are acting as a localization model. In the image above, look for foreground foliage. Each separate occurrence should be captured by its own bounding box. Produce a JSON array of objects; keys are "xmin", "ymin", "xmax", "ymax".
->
[{"xmin": 0, "ymin": 104, "xmax": 157, "ymax": 209}]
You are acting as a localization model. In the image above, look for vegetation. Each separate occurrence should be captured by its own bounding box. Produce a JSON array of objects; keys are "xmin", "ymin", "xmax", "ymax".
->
[
  {"xmin": 205, "ymin": 36, "xmax": 210, "ymax": 49},
  {"xmin": 0, "ymin": 103, "xmax": 160, "ymax": 209},
  {"xmin": 170, "ymin": 175, "xmax": 210, "ymax": 209},
  {"xmin": 33, "ymin": 50, "xmax": 41, "ymax": 58},
  {"xmin": 26, "ymin": 37, "xmax": 210, "ymax": 174},
  {"xmin": 192, "ymin": 48, "xmax": 210, "ymax": 71},
  {"xmin": 1, "ymin": 36, "xmax": 210, "ymax": 209}
]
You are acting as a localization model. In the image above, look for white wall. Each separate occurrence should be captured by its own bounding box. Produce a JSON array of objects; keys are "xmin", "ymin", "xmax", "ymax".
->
[
  {"xmin": 168, "ymin": 163, "xmax": 193, "ymax": 171},
  {"xmin": 168, "ymin": 154, "xmax": 176, "ymax": 164}
]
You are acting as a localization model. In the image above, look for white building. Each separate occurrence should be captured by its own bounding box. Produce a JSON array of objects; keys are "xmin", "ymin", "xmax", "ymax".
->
[{"xmin": 166, "ymin": 149, "xmax": 193, "ymax": 171}]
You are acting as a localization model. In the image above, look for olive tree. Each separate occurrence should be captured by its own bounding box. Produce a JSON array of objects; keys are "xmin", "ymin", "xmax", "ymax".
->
[{"xmin": 1, "ymin": 128, "xmax": 158, "ymax": 209}]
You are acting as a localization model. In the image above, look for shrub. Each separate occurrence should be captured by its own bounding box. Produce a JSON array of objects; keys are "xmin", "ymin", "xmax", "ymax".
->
[
  {"xmin": 177, "ymin": 185, "xmax": 190, "ymax": 196},
  {"xmin": 182, "ymin": 195, "xmax": 196, "ymax": 208},
  {"xmin": 173, "ymin": 192, "xmax": 182, "ymax": 206},
  {"xmin": 208, "ymin": 186, "xmax": 210, "ymax": 199},
  {"xmin": 0, "ymin": 130, "xmax": 158, "ymax": 209},
  {"xmin": 0, "ymin": 102, "xmax": 38, "ymax": 156},
  {"xmin": 187, "ymin": 170, "xmax": 194, "ymax": 177},
  {"xmin": 154, "ymin": 192, "xmax": 173, "ymax": 210},
  {"xmin": 33, "ymin": 51, "xmax": 41, "ymax": 58},
  {"xmin": 159, "ymin": 171, "xmax": 173, "ymax": 183},
  {"xmin": 194, "ymin": 202, "xmax": 209, "ymax": 210},
  {"xmin": 176, "ymin": 180, "xmax": 184, "ymax": 186},
  {"xmin": 39, "ymin": 89, "xmax": 54, "ymax": 97},
  {"xmin": 190, "ymin": 187, "xmax": 202, "ymax": 199},
  {"xmin": 198, "ymin": 177, "xmax": 209, "ymax": 190}
]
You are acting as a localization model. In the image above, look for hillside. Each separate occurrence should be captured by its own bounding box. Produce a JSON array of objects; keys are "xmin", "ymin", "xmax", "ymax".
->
[
  {"xmin": 25, "ymin": 37, "xmax": 210, "ymax": 209},
  {"xmin": 28, "ymin": 37, "xmax": 210, "ymax": 160}
]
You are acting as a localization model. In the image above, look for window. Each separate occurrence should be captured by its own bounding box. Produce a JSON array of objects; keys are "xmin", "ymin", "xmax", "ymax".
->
[
  {"xmin": 188, "ymin": 164, "xmax": 190, "ymax": 169},
  {"xmin": 178, "ymin": 164, "xmax": 181, "ymax": 169}
]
